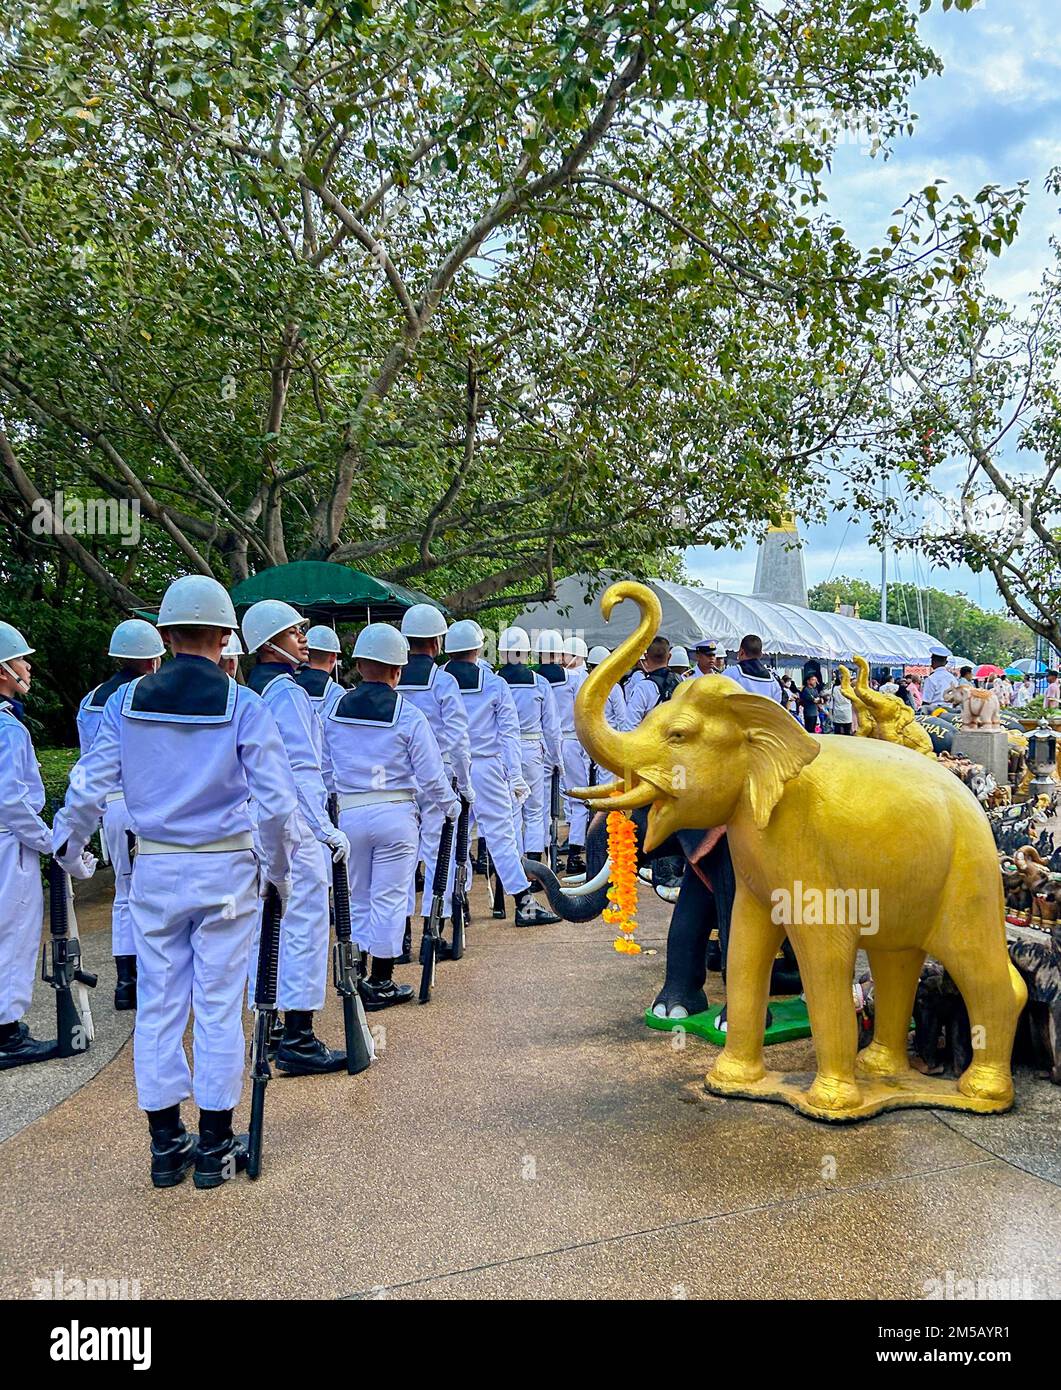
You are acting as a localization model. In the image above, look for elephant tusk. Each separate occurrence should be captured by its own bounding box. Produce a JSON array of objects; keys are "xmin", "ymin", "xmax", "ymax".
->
[
  {"xmin": 566, "ymin": 778, "xmax": 626, "ymax": 801},
  {"xmin": 562, "ymin": 857, "xmax": 614, "ymax": 898},
  {"xmin": 583, "ymin": 781, "xmax": 659, "ymax": 812}
]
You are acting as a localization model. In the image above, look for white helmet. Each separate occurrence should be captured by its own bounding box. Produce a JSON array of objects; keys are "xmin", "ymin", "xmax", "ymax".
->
[
  {"xmin": 401, "ymin": 604, "xmax": 448, "ymax": 639},
  {"xmin": 157, "ymin": 575, "xmax": 238, "ymax": 630},
  {"xmin": 534, "ymin": 628, "xmax": 564, "ymax": 659},
  {"xmin": 221, "ymin": 632, "xmax": 244, "ymax": 659},
  {"xmin": 499, "ymin": 625, "xmax": 531, "ymax": 656},
  {"xmin": 445, "ymin": 619, "xmax": 483, "ymax": 655},
  {"xmin": 563, "ymin": 635, "xmax": 588, "ymax": 660},
  {"xmin": 0, "ymin": 621, "xmax": 34, "ymax": 664},
  {"xmin": 305, "ymin": 624, "xmax": 341, "ymax": 654},
  {"xmin": 108, "ymin": 619, "xmax": 165, "ymax": 660},
  {"xmin": 353, "ymin": 623, "xmax": 408, "ymax": 666},
  {"xmin": 587, "ymin": 644, "xmax": 610, "ymax": 668},
  {"xmin": 669, "ymin": 646, "xmax": 690, "ymax": 669},
  {"xmin": 242, "ymin": 599, "xmax": 306, "ymax": 655}
]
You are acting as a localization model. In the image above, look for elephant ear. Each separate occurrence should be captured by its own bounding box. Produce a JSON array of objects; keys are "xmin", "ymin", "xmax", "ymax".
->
[{"xmin": 727, "ymin": 693, "xmax": 820, "ymax": 830}]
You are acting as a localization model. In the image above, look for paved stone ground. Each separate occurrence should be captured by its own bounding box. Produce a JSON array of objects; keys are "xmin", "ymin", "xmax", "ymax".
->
[{"xmin": 1, "ymin": 876, "xmax": 1059, "ymax": 1301}]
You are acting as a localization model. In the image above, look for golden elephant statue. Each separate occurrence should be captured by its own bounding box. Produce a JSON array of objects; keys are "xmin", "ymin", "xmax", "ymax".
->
[
  {"xmin": 839, "ymin": 655, "xmax": 934, "ymax": 756},
  {"xmin": 572, "ymin": 581, "xmax": 1026, "ymax": 1122}
]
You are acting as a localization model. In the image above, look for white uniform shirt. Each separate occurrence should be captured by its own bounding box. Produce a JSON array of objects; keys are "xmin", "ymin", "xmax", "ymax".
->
[
  {"xmin": 52, "ymin": 655, "xmax": 299, "ymax": 884},
  {"xmin": 0, "ymin": 700, "xmax": 51, "ymax": 853},
  {"xmin": 920, "ymin": 667, "xmax": 956, "ymax": 708},
  {"xmin": 77, "ymin": 671, "xmax": 139, "ymax": 754},
  {"xmin": 323, "ymin": 682, "xmax": 457, "ymax": 814},
  {"xmin": 720, "ymin": 662, "xmax": 785, "ymax": 703},
  {"xmin": 247, "ymin": 664, "xmax": 334, "ymax": 843},
  {"xmin": 397, "ymin": 655, "xmax": 474, "ymax": 794},
  {"xmin": 536, "ymin": 662, "xmax": 586, "ymax": 739},
  {"xmin": 444, "ymin": 660, "xmax": 523, "ymax": 782},
  {"xmin": 496, "ymin": 663, "xmax": 563, "ymax": 769}
]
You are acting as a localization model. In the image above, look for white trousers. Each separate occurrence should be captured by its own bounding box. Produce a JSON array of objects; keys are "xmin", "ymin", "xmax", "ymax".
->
[
  {"xmin": 249, "ymin": 817, "xmax": 330, "ymax": 1012},
  {"xmin": 561, "ymin": 737, "xmax": 590, "ymax": 845},
  {"xmin": 0, "ymin": 835, "xmax": 42, "ymax": 1026},
  {"xmin": 341, "ymin": 801, "xmax": 419, "ymax": 959},
  {"xmin": 471, "ymin": 755, "xmax": 529, "ymax": 895},
  {"xmin": 128, "ymin": 850, "xmax": 258, "ymax": 1112},
  {"xmin": 519, "ymin": 739, "xmax": 546, "ymax": 854},
  {"xmin": 102, "ymin": 798, "xmax": 135, "ymax": 957}
]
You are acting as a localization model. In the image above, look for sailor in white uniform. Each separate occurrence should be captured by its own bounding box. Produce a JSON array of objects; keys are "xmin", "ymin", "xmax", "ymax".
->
[
  {"xmin": 446, "ymin": 621, "xmax": 557, "ymax": 927},
  {"xmin": 920, "ymin": 646, "xmax": 957, "ymax": 709},
  {"xmin": 625, "ymin": 634, "xmax": 681, "ymax": 726},
  {"xmin": 533, "ymin": 629, "xmax": 590, "ymax": 877},
  {"xmin": 295, "ymin": 624, "xmax": 345, "ymax": 724},
  {"xmin": 76, "ymin": 619, "xmax": 165, "ymax": 1011},
  {"xmin": 242, "ymin": 600, "xmax": 350, "ymax": 1076},
  {"xmin": 397, "ymin": 604, "xmax": 474, "ymax": 959},
  {"xmin": 324, "ymin": 623, "xmax": 460, "ymax": 1007},
  {"xmin": 720, "ymin": 633, "xmax": 785, "ymax": 702},
  {"xmin": 0, "ymin": 623, "xmax": 90, "ymax": 1071},
  {"xmin": 586, "ymin": 644, "xmax": 630, "ymax": 784},
  {"xmin": 496, "ymin": 626, "xmax": 562, "ymax": 873},
  {"xmin": 52, "ymin": 577, "xmax": 299, "ymax": 1189}
]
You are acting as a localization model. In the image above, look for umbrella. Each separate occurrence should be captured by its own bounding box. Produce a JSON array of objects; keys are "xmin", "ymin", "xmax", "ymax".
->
[
  {"xmin": 1013, "ymin": 658, "xmax": 1048, "ymax": 675},
  {"xmin": 949, "ymin": 656, "xmax": 974, "ymax": 671},
  {"xmin": 975, "ymin": 664, "xmax": 1003, "ymax": 678},
  {"xmin": 1004, "ymin": 666, "xmax": 1024, "ymax": 679}
]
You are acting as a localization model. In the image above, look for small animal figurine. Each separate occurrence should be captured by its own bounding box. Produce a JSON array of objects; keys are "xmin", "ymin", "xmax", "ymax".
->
[
  {"xmin": 949, "ymin": 683, "xmax": 1003, "ymax": 731},
  {"xmin": 911, "ymin": 960, "xmax": 973, "ymax": 1078}
]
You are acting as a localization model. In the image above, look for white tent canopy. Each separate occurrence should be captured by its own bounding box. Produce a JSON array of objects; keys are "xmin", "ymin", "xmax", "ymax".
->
[{"xmin": 516, "ymin": 573, "xmax": 945, "ymax": 666}]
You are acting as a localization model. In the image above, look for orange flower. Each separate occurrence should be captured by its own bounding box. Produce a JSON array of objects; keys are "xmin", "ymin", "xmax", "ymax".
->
[{"xmin": 606, "ymin": 810, "xmax": 639, "ymax": 952}]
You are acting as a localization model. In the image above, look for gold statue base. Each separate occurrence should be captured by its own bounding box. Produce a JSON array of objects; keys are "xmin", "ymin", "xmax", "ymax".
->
[{"xmin": 702, "ymin": 1068, "xmax": 1014, "ymax": 1123}]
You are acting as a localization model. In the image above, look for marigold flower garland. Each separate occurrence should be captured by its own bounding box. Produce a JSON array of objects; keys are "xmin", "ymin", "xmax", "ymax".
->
[{"xmin": 602, "ymin": 809, "xmax": 640, "ymax": 953}]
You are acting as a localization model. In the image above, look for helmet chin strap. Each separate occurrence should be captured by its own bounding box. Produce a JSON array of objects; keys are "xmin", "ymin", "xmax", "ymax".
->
[
  {"xmin": 0, "ymin": 660, "xmax": 30, "ymax": 693},
  {"xmin": 265, "ymin": 639, "xmax": 301, "ymax": 667}
]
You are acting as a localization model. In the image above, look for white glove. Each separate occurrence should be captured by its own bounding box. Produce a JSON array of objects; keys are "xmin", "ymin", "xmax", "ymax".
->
[
  {"xmin": 61, "ymin": 850, "xmax": 98, "ymax": 881},
  {"xmin": 512, "ymin": 779, "xmax": 531, "ymax": 806},
  {"xmin": 262, "ymin": 876, "xmax": 292, "ymax": 907},
  {"xmin": 460, "ymin": 786, "xmax": 476, "ymax": 807},
  {"xmin": 325, "ymin": 829, "xmax": 350, "ymax": 863},
  {"xmin": 445, "ymin": 799, "xmax": 461, "ymax": 822}
]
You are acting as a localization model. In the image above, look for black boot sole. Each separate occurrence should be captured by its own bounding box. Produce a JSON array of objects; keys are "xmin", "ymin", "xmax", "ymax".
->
[
  {"xmin": 274, "ymin": 1056, "xmax": 346, "ymax": 1076},
  {"xmin": 151, "ymin": 1143, "xmax": 198, "ymax": 1189},
  {"xmin": 362, "ymin": 993, "xmax": 414, "ymax": 1011},
  {"xmin": 0, "ymin": 1043, "xmax": 59, "ymax": 1070}
]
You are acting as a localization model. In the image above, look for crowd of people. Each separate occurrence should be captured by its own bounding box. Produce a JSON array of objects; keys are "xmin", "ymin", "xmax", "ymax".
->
[{"xmin": 2, "ymin": 580, "xmax": 1057, "ymax": 1191}]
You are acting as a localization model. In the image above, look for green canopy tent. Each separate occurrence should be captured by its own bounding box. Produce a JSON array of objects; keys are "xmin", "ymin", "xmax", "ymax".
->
[{"xmin": 227, "ymin": 562, "xmax": 447, "ymax": 625}]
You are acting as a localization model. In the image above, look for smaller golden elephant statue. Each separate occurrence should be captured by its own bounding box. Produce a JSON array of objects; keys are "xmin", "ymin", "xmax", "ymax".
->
[
  {"xmin": 572, "ymin": 582, "xmax": 1026, "ymax": 1122},
  {"xmin": 839, "ymin": 655, "xmax": 934, "ymax": 756}
]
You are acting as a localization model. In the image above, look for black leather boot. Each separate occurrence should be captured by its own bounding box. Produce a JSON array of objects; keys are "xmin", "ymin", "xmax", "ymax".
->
[
  {"xmin": 114, "ymin": 955, "xmax": 137, "ymax": 1011},
  {"xmin": 274, "ymin": 1010, "xmax": 345, "ymax": 1075},
  {"xmin": 147, "ymin": 1104, "xmax": 197, "ymax": 1189},
  {"xmin": 361, "ymin": 957, "xmax": 414, "ymax": 1010},
  {"xmin": 514, "ymin": 891, "xmax": 561, "ymax": 927},
  {"xmin": 193, "ymin": 1109, "xmax": 249, "ymax": 1189},
  {"xmin": 396, "ymin": 916, "xmax": 413, "ymax": 965},
  {"xmin": 473, "ymin": 839, "xmax": 488, "ymax": 875},
  {"xmin": 0, "ymin": 1020, "xmax": 57, "ymax": 1070},
  {"xmin": 525, "ymin": 850, "xmax": 545, "ymax": 892},
  {"xmin": 565, "ymin": 847, "xmax": 586, "ymax": 878}
]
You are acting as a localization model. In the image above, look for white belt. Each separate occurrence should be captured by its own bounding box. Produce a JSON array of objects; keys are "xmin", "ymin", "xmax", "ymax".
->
[
  {"xmin": 105, "ymin": 791, "xmax": 125, "ymax": 804},
  {"xmin": 520, "ymin": 731, "xmax": 544, "ymax": 741},
  {"xmin": 339, "ymin": 790, "xmax": 415, "ymax": 810},
  {"xmin": 136, "ymin": 832, "xmax": 254, "ymax": 855}
]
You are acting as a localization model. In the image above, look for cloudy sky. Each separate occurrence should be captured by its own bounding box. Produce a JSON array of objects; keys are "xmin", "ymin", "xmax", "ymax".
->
[{"xmin": 685, "ymin": 0, "xmax": 1061, "ymax": 616}]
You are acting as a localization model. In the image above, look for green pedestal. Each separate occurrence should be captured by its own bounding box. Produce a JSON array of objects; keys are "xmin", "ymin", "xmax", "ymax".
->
[{"xmin": 644, "ymin": 996, "xmax": 811, "ymax": 1046}]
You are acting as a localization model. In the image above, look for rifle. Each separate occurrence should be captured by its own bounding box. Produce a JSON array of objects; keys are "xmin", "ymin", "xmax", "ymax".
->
[
  {"xmin": 42, "ymin": 852, "xmax": 97, "ymax": 1058},
  {"xmin": 419, "ymin": 814, "xmax": 455, "ymax": 1004},
  {"xmin": 329, "ymin": 836, "xmax": 373, "ymax": 1076},
  {"xmin": 450, "ymin": 795, "xmax": 471, "ymax": 961},
  {"xmin": 248, "ymin": 883, "xmax": 282, "ymax": 1181},
  {"xmin": 548, "ymin": 766, "xmax": 562, "ymax": 873}
]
